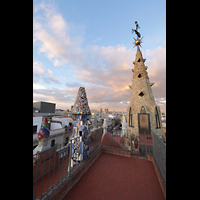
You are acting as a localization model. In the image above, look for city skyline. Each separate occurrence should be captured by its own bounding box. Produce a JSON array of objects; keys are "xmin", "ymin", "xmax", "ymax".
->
[{"xmin": 33, "ymin": 0, "xmax": 166, "ymax": 112}]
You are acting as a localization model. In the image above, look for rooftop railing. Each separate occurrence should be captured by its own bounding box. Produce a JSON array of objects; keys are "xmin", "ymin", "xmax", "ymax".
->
[
  {"xmin": 33, "ymin": 128, "xmax": 103, "ymax": 200},
  {"xmin": 33, "ymin": 127, "xmax": 166, "ymax": 199},
  {"xmin": 102, "ymin": 129, "xmax": 165, "ymax": 182},
  {"xmin": 152, "ymin": 132, "xmax": 166, "ymax": 182}
]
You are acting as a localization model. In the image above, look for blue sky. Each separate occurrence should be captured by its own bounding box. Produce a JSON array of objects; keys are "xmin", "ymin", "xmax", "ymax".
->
[{"xmin": 33, "ymin": 0, "xmax": 166, "ymax": 112}]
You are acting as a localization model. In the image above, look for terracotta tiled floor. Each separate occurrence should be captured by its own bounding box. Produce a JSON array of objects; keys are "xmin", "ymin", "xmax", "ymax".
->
[{"xmin": 62, "ymin": 152, "xmax": 165, "ymax": 200}]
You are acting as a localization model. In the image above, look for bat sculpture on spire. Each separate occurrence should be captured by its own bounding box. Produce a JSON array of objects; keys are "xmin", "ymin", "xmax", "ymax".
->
[{"xmin": 132, "ymin": 21, "xmax": 143, "ymax": 49}]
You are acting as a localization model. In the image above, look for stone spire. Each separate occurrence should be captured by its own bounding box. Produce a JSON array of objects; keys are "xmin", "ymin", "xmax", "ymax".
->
[
  {"xmin": 121, "ymin": 115, "xmax": 127, "ymax": 137},
  {"xmin": 102, "ymin": 118, "xmax": 108, "ymax": 137},
  {"xmin": 130, "ymin": 46, "xmax": 155, "ymax": 106},
  {"xmin": 93, "ymin": 115, "xmax": 98, "ymax": 129},
  {"xmin": 125, "ymin": 22, "xmax": 165, "ymax": 150}
]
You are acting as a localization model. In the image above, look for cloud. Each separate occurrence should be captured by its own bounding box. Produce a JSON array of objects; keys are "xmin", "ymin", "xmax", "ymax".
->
[
  {"xmin": 155, "ymin": 97, "xmax": 166, "ymax": 112},
  {"xmin": 49, "ymin": 14, "xmax": 67, "ymax": 33},
  {"xmin": 144, "ymin": 42, "xmax": 166, "ymax": 99},
  {"xmin": 34, "ymin": 87, "xmax": 76, "ymax": 103},
  {"xmin": 33, "ymin": 3, "xmax": 83, "ymax": 67},
  {"xmin": 33, "ymin": 83, "xmax": 47, "ymax": 90},
  {"xmin": 70, "ymin": 43, "xmax": 165, "ymax": 111},
  {"xmin": 33, "ymin": 61, "xmax": 61, "ymax": 85},
  {"xmin": 53, "ymin": 59, "xmax": 66, "ymax": 67},
  {"xmin": 71, "ymin": 45, "xmax": 134, "ymax": 92},
  {"xmin": 33, "ymin": 61, "xmax": 45, "ymax": 75},
  {"xmin": 66, "ymin": 81, "xmax": 81, "ymax": 88},
  {"xmin": 33, "ymin": 2, "xmax": 166, "ymax": 112}
]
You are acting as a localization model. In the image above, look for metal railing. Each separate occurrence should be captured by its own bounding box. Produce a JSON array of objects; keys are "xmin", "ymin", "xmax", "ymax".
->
[
  {"xmin": 107, "ymin": 129, "xmax": 165, "ymax": 182},
  {"xmin": 88, "ymin": 127, "xmax": 103, "ymax": 154},
  {"xmin": 101, "ymin": 129, "xmax": 153, "ymax": 155},
  {"xmin": 152, "ymin": 132, "xmax": 166, "ymax": 182},
  {"xmin": 102, "ymin": 129, "xmax": 127, "ymax": 150},
  {"xmin": 33, "ymin": 128, "xmax": 166, "ymax": 199},
  {"xmin": 33, "ymin": 128, "xmax": 103, "ymax": 200},
  {"xmin": 33, "ymin": 142, "xmax": 70, "ymax": 200}
]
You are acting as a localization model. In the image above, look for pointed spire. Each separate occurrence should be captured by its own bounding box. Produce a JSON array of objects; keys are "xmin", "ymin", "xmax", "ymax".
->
[
  {"xmin": 93, "ymin": 115, "xmax": 98, "ymax": 128},
  {"xmin": 137, "ymin": 45, "xmax": 141, "ymax": 53},
  {"xmin": 102, "ymin": 118, "xmax": 108, "ymax": 138},
  {"xmin": 121, "ymin": 115, "xmax": 127, "ymax": 130},
  {"xmin": 103, "ymin": 118, "xmax": 108, "ymax": 128}
]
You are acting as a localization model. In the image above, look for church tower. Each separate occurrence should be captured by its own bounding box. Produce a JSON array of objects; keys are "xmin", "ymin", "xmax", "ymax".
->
[{"xmin": 126, "ymin": 21, "xmax": 165, "ymax": 150}]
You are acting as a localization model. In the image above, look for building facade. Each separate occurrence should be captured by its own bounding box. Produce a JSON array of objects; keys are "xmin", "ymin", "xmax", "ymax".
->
[{"xmin": 33, "ymin": 101, "xmax": 56, "ymax": 113}]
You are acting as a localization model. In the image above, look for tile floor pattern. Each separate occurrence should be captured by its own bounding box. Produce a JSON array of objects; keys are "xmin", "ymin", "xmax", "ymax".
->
[{"xmin": 63, "ymin": 152, "xmax": 165, "ymax": 200}]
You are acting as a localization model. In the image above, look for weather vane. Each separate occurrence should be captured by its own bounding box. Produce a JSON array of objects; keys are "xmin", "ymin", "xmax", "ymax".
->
[{"xmin": 132, "ymin": 21, "xmax": 143, "ymax": 49}]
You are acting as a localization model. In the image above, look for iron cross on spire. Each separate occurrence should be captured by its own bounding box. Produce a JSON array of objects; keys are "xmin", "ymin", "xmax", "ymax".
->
[
  {"xmin": 132, "ymin": 21, "xmax": 143, "ymax": 49},
  {"xmin": 132, "ymin": 21, "xmax": 141, "ymax": 38}
]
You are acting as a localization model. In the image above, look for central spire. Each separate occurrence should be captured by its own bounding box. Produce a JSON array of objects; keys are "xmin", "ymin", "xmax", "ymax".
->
[{"xmin": 125, "ymin": 21, "xmax": 166, "ymax": 148}]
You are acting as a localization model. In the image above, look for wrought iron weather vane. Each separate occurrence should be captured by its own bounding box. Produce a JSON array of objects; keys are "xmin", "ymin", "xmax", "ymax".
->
[{"xmin": 132, "ymin": 21, "xmax": 143, "ymax": 49}]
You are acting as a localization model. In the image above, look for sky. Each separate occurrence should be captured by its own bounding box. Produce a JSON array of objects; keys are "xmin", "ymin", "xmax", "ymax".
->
[{"xmin": 33, "ymin": 0, "xmax": 166, "ymax": 112}]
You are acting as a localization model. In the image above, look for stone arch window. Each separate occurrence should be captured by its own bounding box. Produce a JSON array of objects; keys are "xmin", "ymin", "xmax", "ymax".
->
[
  {"xmin": 138, "ymin": 74, "xmax": 142, "ymax": 78},
  {"xmin": 129, "ymin": 107, "xmax": 133, "ymax": 127},
  {"xmin": 155, "ymin": 107, "xmax": 161, "ymax": 129},
  {"xmin": 138, "ymin": 58, "xmax": 141, "ymax": 62},
  {"xmin": 140, "ymin": 106, "xmax": 146, "ymax": 113}
]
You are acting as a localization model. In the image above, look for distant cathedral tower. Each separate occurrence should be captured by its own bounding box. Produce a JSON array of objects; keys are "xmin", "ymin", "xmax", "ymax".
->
[{"xmin": 126, "ymin": 21, "xmax": 165, "ymax": 150}]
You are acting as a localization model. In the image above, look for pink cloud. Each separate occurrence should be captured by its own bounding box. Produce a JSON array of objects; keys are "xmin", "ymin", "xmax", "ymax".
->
[{"xmin": 33, "ymin": 2, "xmax": 166, "ymax": 112}]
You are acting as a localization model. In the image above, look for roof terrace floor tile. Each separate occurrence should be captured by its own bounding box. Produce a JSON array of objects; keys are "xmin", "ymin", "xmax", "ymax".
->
[{"xmin": 62, "ymin": 152, "xmax": 165, "ymax": 200}]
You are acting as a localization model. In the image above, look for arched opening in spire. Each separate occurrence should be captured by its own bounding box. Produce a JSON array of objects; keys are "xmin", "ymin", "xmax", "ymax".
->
[
  {"xmin": 155, "ymin": 107, "xmax": 161, "ymax": 129},
  {"xmin": 129, "ymin": 107, "xmax": 133, "ymax": 127},
  {"xmin": 140, "ymin": 106, "xmax": 146, "ymax": 113}
]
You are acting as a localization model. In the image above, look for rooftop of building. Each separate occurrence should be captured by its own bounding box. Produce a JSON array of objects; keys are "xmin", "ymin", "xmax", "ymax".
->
[
  {"xmin": 62, "ymin": 152, "xmax": 165, "ymax": 200},
  {"xmin": 33, "ymin": 130, "xmax": 166, "ymax": 200}
]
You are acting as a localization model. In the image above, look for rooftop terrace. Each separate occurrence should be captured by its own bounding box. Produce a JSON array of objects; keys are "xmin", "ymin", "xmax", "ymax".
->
[
  {"xmin": 33, "ymin": 129, "xmax": 166, "ymax": 200},
  {"xmin": 63, "ymin": 152, "xmax": 165, "ymax": 200}
]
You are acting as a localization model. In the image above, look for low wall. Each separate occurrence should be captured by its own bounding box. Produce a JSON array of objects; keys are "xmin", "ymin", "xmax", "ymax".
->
[
  {"xmin": 90, "ymin": 128, "xmax": 103, "ymax": 141},
  {"xmin": 40, "ymin": 147, "xmax": 102, "ymax": 200},
  {"xmin": 102, "ymin": 146, "xmax": 131, "ymax": 157},
  {"xmin": 35, "ymin": 144, "xmax": 165, "ymax": 199},
  {"xmin": 147, "ymin": 154, "xmax": 166, "ymax": 198},
  {"xmin": 33, "ymin": 149, "xmax": 59, "ymax": 183}
]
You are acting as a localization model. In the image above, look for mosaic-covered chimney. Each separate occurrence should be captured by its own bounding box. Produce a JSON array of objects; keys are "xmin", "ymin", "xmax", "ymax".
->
[
  {"xmin": 71, "ymin": 87, "xmax": 91, "ymax": 120},
  {"xmin": 33, "ymin": 117, "xmax": 51, "ymax": 154},
  {"xmin": 70, "ymin": 87, "xmax": 91, "ymax": 168}
]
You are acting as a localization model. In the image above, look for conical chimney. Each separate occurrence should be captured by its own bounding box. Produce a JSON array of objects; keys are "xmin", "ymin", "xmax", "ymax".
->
[{"xmin": 71, "ymin": 87, "xmax": 91, "ymax": 120}]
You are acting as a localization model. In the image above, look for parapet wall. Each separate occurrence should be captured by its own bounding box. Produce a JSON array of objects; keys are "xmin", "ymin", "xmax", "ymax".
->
[
  {"xmin": 90, "ymin": 127, "xmax": 103, "ymax": 141},
  {"xmin": 33, "ymin": 149, "xmax": 59, "ymax": 183},
  {"xmin": 47, "ymin": 147, "xmax": 102, "ymax": 200},
  {"xmin": 147, "ymin": 154, "xmax": 166, "ymax": 198}
]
